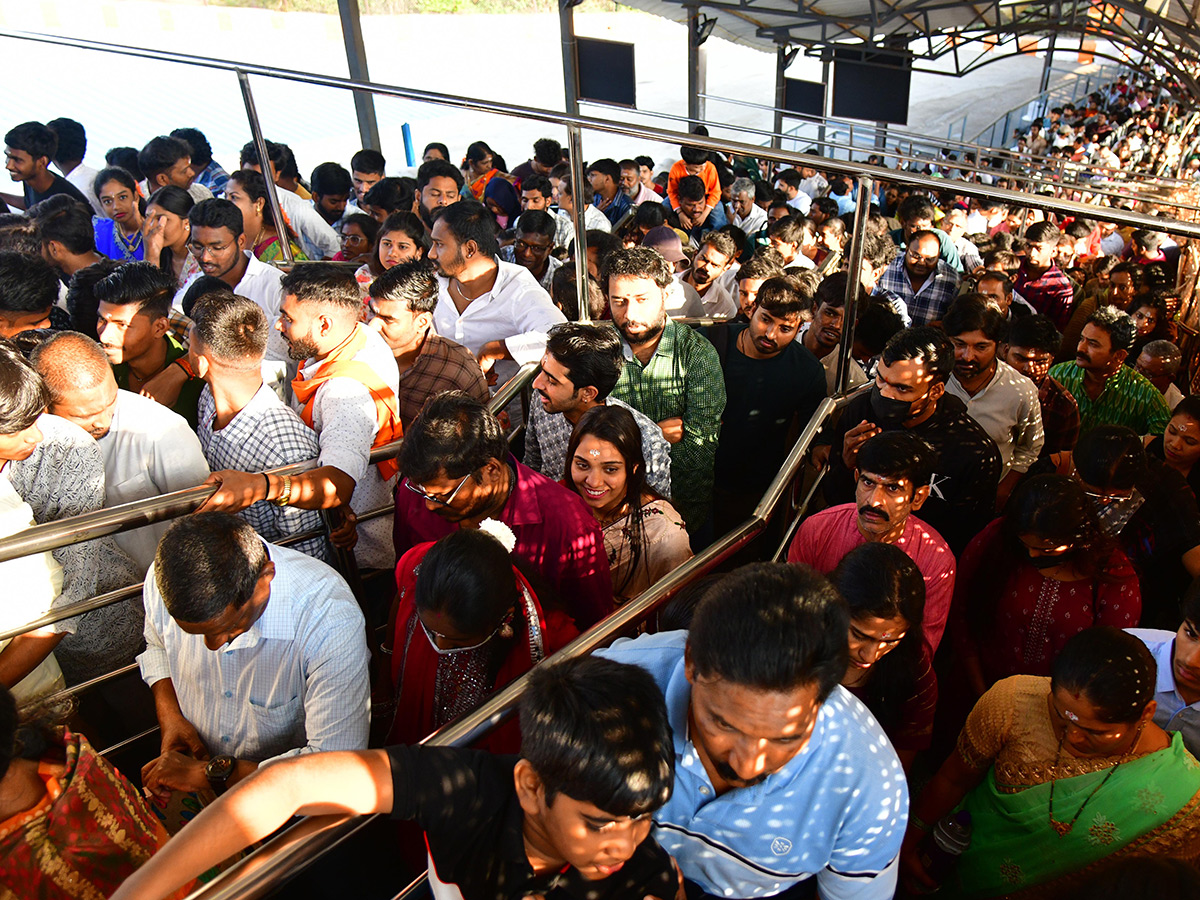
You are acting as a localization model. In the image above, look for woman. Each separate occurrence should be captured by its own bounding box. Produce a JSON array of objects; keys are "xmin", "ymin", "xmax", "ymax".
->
[
  {"xmin": 384, "ymin": 526, "xmax": 576, "ymax": 751},
  {"xmin": 953, "ymin": 475, "xmax": 1140, "ymax": 695},
  {"xmin": 0, "ymin": 687, "xmax": 193, "ymax": 899},
  {"xmin": 353, "ymin": 211, "xmax": 425, "ymax": 294},
  {"xmin": 1147, "ymin": 396, "xmax": 1200, "ymax": 499},
  {"xmin": 565, "ymin": 405, "xmax": 692, "ymax": 605},
  {"xmin": 483, "ymin": 177, "xmax": 520, "ymax": 231},
  {"xmin": 91, "ymin": 167, "xmax": 144, "ymax": 262},
  {"xmin": 901, "ymin": 627, "xmax": 1200, "ymax": 898},
  {"xmin": 333, "ymin": 213, "xmax": 378, "ymax": 264},
  {"xmin": 463, "ymin": 141, "xmax": 499, "ymax": 201},
  {"xmin": 142, "ymin": 186, "xmax": 197, "ymax": 288},
  {"xmin": 224, "ymin": 169, "xmax": 307, "ymax": 264},
  {"xmin": 422, "ymin": 141, "xmax": 449, "ymax": 163},
  {"xmin": 829, "ymin": 543, "xmax": 937, "ymax": 773}
]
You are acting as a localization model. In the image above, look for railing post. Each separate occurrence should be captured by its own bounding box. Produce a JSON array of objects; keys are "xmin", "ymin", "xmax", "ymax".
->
[
  {"xmin": 237, "ymin": 70, "xmax": 293, "ymax": 265},
  {"xmin": 772, "ymin": 44, "xmax": 787, "ymax": 150},
  {"xmin": 836, "ymin": 175, "xmax": 873, "ymax": 395},
  {"xmin": 566, "ymin": 124, "xmax": 590, "ymax": 323}
]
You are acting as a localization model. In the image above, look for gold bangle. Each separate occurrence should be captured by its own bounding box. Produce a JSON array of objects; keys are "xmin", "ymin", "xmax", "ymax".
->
[{"xmin": 273, "ymin": 475, "xmax": 292, "ymax": 507}]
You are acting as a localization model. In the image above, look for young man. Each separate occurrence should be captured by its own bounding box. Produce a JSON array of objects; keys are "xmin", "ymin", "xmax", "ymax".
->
[
  {"xmin": 45, "ymin": 117, "xmax": 104, "ymax": 215},
  {"xmin": 874, "ymin": 230, "xmax": 960, "ymax": 327},
  {"xmin": 1014, "ymin": 221, "xmax": 1076, "ymax": 330},
  {"xmin": 520, "ymin": 173, "xmax": 574, "ymax": 250},
  {"xmin": 414, "ymin": 158, "xmax": 463, "ymax": 232},
  {"xmin": 32, "ymin": 194, "xmax": 106, "ymax": 278},
  {"xmin": 0, "ymin": 250, "xmax": 59, "ymax": 338},
  {"xmin": 789, "ymin": 430, "xmax": 954, "ymax": 655},
  {"xmin": 1048, "ymin": 305, "xmax": 1171, "ymax": 435},
  {"xmin": 588, "ymin": 158, "xmax": 631, "ymax": 228},
  {"xmin": 95, "ymin": 262, "xmax": 204, "ymax": 427},
  {"xmin": 733, "ymin": 251, "xmax": 784, "ymax": 320},
  {"xmin": 599, "ymin": 563, "xmax": 906, "ymax": 900},
  {"xmin": 765, "ymin": 216, "xmax": 815, "ymax": 271},
  {"xmin": 604, "ymin": 247, "xmax": 725, "ymax": 537},
  {"xmin": 110, "ymin": 655, "xmax": 677, "ymax": 900},
  {"xmin": 171, "ymin": 127, "xmax": 229, "ymax": 195},
  {"xmin": 677, "ymin": 231, "xmax": 738, "ymax": 318},
  {"xmin": 138, "ymin": 135, "xmax": 210, "ymax": 203},
  {"xmin": 1129, "ymin": 577, "xmax": 1200, "ymax": 758},
  {"xmin": 509, "ymin": 137, "xmax": 561, "ymax": 185},
  {"xmin": 671, "ymin": 175, "xmax": 724, "ymax": 244},
  {"xmin": 526, "ymin": 322, "xmax": 672, "ymax": 495},
  {"xmin": 3, "ymin": 121, "xmax": 90, "ymax": 210},
  {"xmin": 366, "ymin": 260, "xmax": 490, "ymax": 429},
  {"xmin": 309, "ymin": 161, "xmax": 353, "ymax": 226},
  {"xmin": 498, "ymin": 210, "xmax": 562, "ymax": 291},
  {"xmin": 802, "ymin": 273, "xmax": 869, "ymax": 394},
  {"xmin": 773, "ymin": 168, "xmax": 812, "ymax": 214},
  {"xmin": 710, "ymin": 276, "xmax": 825, "ymax": 533},
  {"xmin": 1002, "ymin": 314, "xmax": 1080, "ymax": 458},
  {"xmin": 349, "ymin": 148, "xmax": 386, "ymax": 208}
]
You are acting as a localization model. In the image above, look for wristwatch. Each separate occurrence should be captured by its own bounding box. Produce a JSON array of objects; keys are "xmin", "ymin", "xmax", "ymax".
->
[{"xmin": 205, "ymin": 755, "xmax": 236, "ymax": 795}]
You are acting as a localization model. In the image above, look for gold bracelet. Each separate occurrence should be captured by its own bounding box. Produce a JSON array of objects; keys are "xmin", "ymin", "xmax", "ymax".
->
[{"xmin": 273, "ymin": 475, "xmax": 292, "ymax": 507}]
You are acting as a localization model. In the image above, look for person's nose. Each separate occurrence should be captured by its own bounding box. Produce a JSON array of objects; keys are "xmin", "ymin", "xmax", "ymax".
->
[{"xmin": 727, "ymin": 738, "xmax": 768, "ymax": 781}]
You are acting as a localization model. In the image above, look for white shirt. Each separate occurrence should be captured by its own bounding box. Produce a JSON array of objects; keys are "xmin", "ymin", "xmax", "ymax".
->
[
  {"xmin": 138, "ymin": 540, "xmax": 370, "ymax": 763},
  {"xmin": 675, "ymin": 272, "xmax": 736, "ymax": 318},
  {"xmin": 433, "ymin": 259, "xmax": 566, "ymax": 364},
  {"xmin": 579, "ymin": 203, "xmax": 612, "ymax": 233},
  {"xmin": 186, "ymin": 183, "xmax": 214, "ymax": 204},
  {"xmin": 664, "ymin": 279, "xmax": 704, "ymax": 318},
  {"xmin": 785, "ymin": 191, "xmax": 813, "ymax": 214},
  {"xmin": 732, "ymin": 203, "xmax": 767, "ymax": 235},
  {"xmin": 275, "ymin": 185, "xmax": 342, "ymax": 260},
  {"xmin": 294, "ymin": 324, "xmax": 399, "ymax": 570},
  {"xmin": 799, "ymin": 173, "xmax": 829, "ymax": 200},
  {"xmin": 99, "ymin": 391, "xmax": 211, "ymax": 572},
  {"xmin": 945, "ymin": 358, "xmax": 1044, "ymax": 474},
  {"xmin": 60, "ymin": 162, "xmax": 104, "ymax": 215}
]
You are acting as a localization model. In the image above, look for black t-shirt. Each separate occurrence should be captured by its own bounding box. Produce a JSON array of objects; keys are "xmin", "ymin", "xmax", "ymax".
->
[
  {"xmin": 709, "ymin": 323, "xmax": 827, "ymax": 490},
  {"xmin": 1123, "ymin": 458, "xmax": 1200, "ymax": 629},
  {"xmin": 822, "ymin": 391, "xmax": 1002, "ymax": 554},
  {"xmin": 24, "ymin": 172, "xmax": 90, "ymax": 208},
  {"xmin": 387, "ymin": 744, "xmax": 677, "ymax": 900}
]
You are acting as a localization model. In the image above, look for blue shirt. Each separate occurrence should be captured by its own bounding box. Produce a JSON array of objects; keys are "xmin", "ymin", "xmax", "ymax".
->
[
  {"xmin": 597, "ymin": 631, "xmax": 907, "ymax": 900},
  {"xmin": 1127, "ymin": 628, "xmax": 1200, "ymax": 758}
]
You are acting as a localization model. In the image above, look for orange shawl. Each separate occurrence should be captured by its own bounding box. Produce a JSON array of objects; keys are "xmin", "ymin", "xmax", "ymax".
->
[{"xmin": 291, "ymin": 325, "xmax": 403, "ymax": 480}]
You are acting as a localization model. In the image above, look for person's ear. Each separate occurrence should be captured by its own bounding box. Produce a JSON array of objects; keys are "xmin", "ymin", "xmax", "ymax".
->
[
  {"xmin": 911, "ymin": 484, "xmax": 931, "ymax": 511},
  {"xmin": 464, "ymin": 239, "xmax": 479, "ymax": 259},
  {"xmin": 578, "ymin": 385, "xmax": 599, "ymax": 406},
  {"xmin": 513, "ymin": 759, "xmax": 545, "ymax": 818},
  {"xmin": 414, "ymin": 311, "xmax": 433, "ymax": 333},
  {"xmin": 151, "ymin": 315, "xmax": 170, "ymax": 339},
  {"xmin": 154, "ymin": 172, "xmax": 170, "ymax": 188},
  {"xmin": 236, "ymin": 233, "xmax": 247, "ymax": 253},
  {"xmin": 928, "ymin": 381, "xmax": 946, "ymax": 404},
  {"xmin": 193, "ymin": 352, "xmax": 211, "ymax": 381}
]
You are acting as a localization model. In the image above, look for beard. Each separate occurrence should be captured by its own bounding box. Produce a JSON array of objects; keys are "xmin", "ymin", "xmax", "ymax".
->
[
  {"xmin": 286, "ymin": 331, "xmax": 321, "ymax": 362},
  {"xmin": 617, "ymin": 313, "xmax": 666, "ymax": 348}
]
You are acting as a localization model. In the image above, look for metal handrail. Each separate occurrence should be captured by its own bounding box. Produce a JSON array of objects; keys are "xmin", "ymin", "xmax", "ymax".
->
[
  {"xmin": 182, "ymin": 390, "xmax": 842, "ymax": 900},
  {"xmin": 3, "ymin": 30, "xmax": 1200, "ymax": 240}
]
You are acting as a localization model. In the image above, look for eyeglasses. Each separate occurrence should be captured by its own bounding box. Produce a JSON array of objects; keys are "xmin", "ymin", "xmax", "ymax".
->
[
  {"xmin": 513, "ymin": 239, "xmax": 551, "ymax": 255},
  {"xmin": 402, "ymin": 471, "xmax": 473, "ymax": 507},
  {"xmin": 187, "ymin": 241, "xmax": 233, "ymax": 258}
]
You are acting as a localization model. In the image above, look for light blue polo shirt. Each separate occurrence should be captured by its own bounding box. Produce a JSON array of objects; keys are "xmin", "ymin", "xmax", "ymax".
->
[
  {"xmin": 598, "ymin": 631, "xmax": 907, "ymax": 900},
  {"xmin": 1127, "ymin": 628, "xmax": 1200, "ymax": 758}
]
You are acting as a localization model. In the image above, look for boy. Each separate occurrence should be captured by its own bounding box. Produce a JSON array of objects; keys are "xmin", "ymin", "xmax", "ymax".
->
[{"xmin": 111, "ymin": 656, "xmax": 679, "ymax": 900}]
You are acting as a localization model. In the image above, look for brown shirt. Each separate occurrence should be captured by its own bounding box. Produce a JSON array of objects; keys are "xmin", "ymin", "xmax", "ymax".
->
[{"xmin": 398, "ymin": 334, "xmax": 490, "ymax": 429}]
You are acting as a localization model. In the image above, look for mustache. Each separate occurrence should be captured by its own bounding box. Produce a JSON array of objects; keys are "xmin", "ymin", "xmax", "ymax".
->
[
  {"xmin": 858, "ymin": 506, "xmax": 889, "ymax": 522},
  {"xmin": 713, "ymin": 759, "xmax": 768, "ymax": 786}
]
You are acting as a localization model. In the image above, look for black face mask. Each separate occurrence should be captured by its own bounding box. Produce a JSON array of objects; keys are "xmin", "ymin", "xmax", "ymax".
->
[
  {"xmin": 1028, "ymin": 552, "xmax": 1072, "ymax": 570},
  {"xmin": 869, "ymin": 384, "xmax": 914, "ymax": 428}
]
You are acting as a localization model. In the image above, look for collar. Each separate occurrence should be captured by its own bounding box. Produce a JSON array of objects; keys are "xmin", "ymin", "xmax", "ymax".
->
[
  {"xmin": 500, "ymin": 457, "xmax": 545, "ymax": 528},
  {"xmin": 235, "ymin": 251, "xmax": 269, "ymax": 289},
  {"xmin": 240, "ymin": 542, "xmax": 298, "ymax": 644},
  {"xmin": 209, "ymin": 383, "xmax": 279, "ymax": 439},
  {"xmin": 620, "ymin": 319, "xmax": 677, "ymax": 366}
]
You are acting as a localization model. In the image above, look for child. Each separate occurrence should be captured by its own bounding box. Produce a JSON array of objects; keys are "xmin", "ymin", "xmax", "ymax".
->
[{"xmin": 111, "ymin": 655, "xmax": 679, "ymax": 900}]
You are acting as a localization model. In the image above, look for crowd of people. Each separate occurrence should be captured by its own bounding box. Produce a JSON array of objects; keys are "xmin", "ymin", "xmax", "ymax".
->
[{"xmin": 3, "ymin": 69, "xmax": 1200, "ymax": 899}]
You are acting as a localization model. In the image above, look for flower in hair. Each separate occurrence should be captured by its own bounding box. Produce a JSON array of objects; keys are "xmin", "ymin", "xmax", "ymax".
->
[{"xmin": 478, "ymin": 518, "xmax": 517, "ymax": 553}]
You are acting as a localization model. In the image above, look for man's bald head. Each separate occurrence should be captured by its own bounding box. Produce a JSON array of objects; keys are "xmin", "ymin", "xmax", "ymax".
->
[{"xmin": 30, "ymin": 332, "xmax": 119, "ymax": 439}]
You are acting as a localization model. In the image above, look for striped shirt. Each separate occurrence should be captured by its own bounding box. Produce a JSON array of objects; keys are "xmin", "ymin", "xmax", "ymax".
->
[
  {"xmin": 875, "ymin": 257, "xmax": 960, "ymax": 326},
  {"xmin": 137, "ymin": 540, "xmax": 370, "ymax": 764},
  {"xmin": 1048, "ymin": 361, "xmax": 1172, "ymax": 436}
]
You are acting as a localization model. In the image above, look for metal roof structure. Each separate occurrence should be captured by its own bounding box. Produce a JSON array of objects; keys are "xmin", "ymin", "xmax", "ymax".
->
[{"xmin": 622, "ymin": 0, "xmax": 1200, "ymax": 99}]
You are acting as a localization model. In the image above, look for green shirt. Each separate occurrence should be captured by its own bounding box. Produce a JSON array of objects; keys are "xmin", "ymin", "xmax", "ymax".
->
[
  {"xmin": 1048, "ymin": 360, "xmax": 1171, "ymax": 436},
  {"xmin": 113, "ymin": 333, "xmax": 204, "ymax": 429},
  {"xmin": 610, "ymin": 320, "xmax": 725, "ymax": 531}
]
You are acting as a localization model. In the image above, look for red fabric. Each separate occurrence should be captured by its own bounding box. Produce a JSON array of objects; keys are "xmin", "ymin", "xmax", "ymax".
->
[
  {"xmin": 954, "ymin": 518, "xmax": 1142, "ymax": 685},
  {"xmin": 385, "ymin": 542, "xmax": 578, "ymax": 753},
  {"xmin": 846, "ymin": 644, "xmax": 938, "ymax": 752},
  {"xmin": 291, "ymin": 325, "xmax": 404, "ymax": 480}
]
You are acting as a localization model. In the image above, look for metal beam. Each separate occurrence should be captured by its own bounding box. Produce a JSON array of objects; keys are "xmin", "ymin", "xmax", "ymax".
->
[
  {"xmin": 1039, "ymin": 31, "xmax": 1057, "ymax": 94},
  {"xmin": 336, "ymin": 0, "xmax": 380, "ymax": 152},
  {"xmin": 687, "ymin": 7, "xmax": 709, "ymax": 126},
  {"xmin": 773, "ymin": 44, "xmax": 788, "ymax": 150}
]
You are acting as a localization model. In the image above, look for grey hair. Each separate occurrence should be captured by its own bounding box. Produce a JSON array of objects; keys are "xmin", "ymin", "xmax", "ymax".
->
[
  {"xmin": 731, "ymin": 177, "xmax": 755, "ymax": 198},
  {"xmin": 1143, "ymin": 339, "xmax": 1183, "ymax": 375}
]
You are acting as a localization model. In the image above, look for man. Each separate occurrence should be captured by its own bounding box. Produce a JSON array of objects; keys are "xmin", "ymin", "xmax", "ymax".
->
[
  {"xmin": 765, "ymin": 215, "xmax": 815, "ymax": 271},
  {"xmin": 188, "ymin": 292, "xmax": 331, "ymax": 561},
  {"xmin": 619, "ymin": 158, "xmax": 660, "ymax": 207},
  {"xmin": 200, "ymin": 264, "xmax": 404, "ymax": 572},
  {"xmin": 45, "ymin": 117, "xmax": 103, "ymax": 215},
  {"xmin": 32, "ymin": 194, "xmax": 105, "ymax": 279},
  {"xmin": 509, "ymin": 137, "xmax": 561, "ymax": 185},
  {"xmin": 940, "ymin": 207, "xmax": 983, "ymax": 272},
  {"xmin": 889, "ymin": 195, "xmax": 961, "ymax": 272},
  {"xmin": 1014, "ymin": 221, "xmax": 1076, "ymax": 330},
  {"xmin": 673, "ymin": 175, "xmax": 724, "ymax": 244},
  {"xmin": 943, "ymin": 296, "xmax": 1044, "ymax": 494},
  {"xmin": 1129, "ymin": 579, "xmax": 1200, "ymax": 757},
  {"xmin": 526, "ymin": 322, "xmax": 671, "ymax": 495},
  {"xmin": 874, "ymin": 229, "xmax": 960, "ymax": 327},
  {"xmin": 138, "ymin": 135, "xmax": 211, "ymax": 204},
  {"xmin": 1106, "ymin": 261, "xmax": 1139, "ymax": 310},
  {"xmin": 309, "ymin": 161, "xmax": 353, "ymax": 226},
  {"xmin": 95, "ymin": 262, "xmax": 204, "ymax": 427},
  {"xmin": 798, "ymin": 163, "xmax": 829, "ymax": 200},
  {"xmin": 392, "ymin": 392, "xmax": 613, "ymax": 628},
  {"xmin": 0, "ymin": 250, "xmax": 59, "ymax": 338},
  {"xmin": 32, "ymin": 331, "xmax": 210, "ymax": 573},
  {"xmin": 710, "ymin": 276, "xmax": 826, "ymax": 534},
  {"xmin": 773, "ymin": 168, "xmax": 812, "ymax": 214},
  {"xmin": 1048, "ymin": 305, "xmax": 1171, "ymax": 435},
  {"xmin": 414, "ymin": 157, "xmax": 463, "ymax": 233},
  {"xmin": 789, "ymin": 431, "xmax": 954, "ymax": 654},
  {"xmin": 1002, "ymin": 314, "xmax": 1081, "ymax": 457},
  {"xmin": 588, "ymin": 158, "xmax": 632, "ymax": 228},
  {"xmin": 499, "ymin": 210, "xmax": 562, "ymax": 292},
  {"xmin": 429, "ymin": 200, "xmax": 565, "ymax": 381},
  {"xmin": 349, "ymin": 148, "xmax": 386, "ymax": 208},
  {"xmin": 802, "ymin": 273, "xmax": 869, "ymax": 394},
  {"xmin": 137, "ymin": 512, "xmax": 369, "ymax": 802},
  {"xmin": 171, "ymin": 127, "xmax": 229, "ymax": 195},
  {"xmin": 238, "ymin": 141, "xmax": 341, "ymax": 261},
  {"xmin": 976, "ymin": 270, "xmax": 1036, "ymax": 320},
  {"xmin": 3, "ymin": 121, "xmax": 90, "ymax": 210},
  {"xmin": 604, "ymin": 247, "xmax": 725, "ymax": 537},
  {"xmin": 818, "ymin": 326, "xmax": 1002, "ymax": 554},
  {"xmin": 678, "ymin": 231, "xmax": 738, "ymax": 318},
  {"xmin": 558, "ymin": 175, "xmax": 612, "ymax": 234},
  {"xmin": 599, "ymin": 563, "xmax": 906, "ymax": 899},
  {"xmin": 1135, "ymin": 339, "xmax": 1185, "ymax": 411},
  {"xmin": 520, "ymin": 172, "xmax": 574, "ymax": 250},
  {"xmin": 728, "ymin": 177, "xmax": 767, "ymax": 236},
  {"xmin": 733, "ymin": 251, "xmax": 783, "ymax": 320},
  {"xmin": 808, "ymin": 196, "xmax": 840, "ymax": 228},
  {"xmin": 366, "ymin": 260, "xmax": 490, "ymax": 429}
]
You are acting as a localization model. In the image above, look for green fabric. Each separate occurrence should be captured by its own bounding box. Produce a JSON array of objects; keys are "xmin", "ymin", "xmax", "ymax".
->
[
  {"xmin": 610, "ymin": 320, "xmax": 725, "ymax": 531},
  {"xmin": 956, "ymin": 733, "xmax": 1200, "ymax": 898},
  {"xmin": 113, "ymin": 333, "xmax": 204, "ymax": 429},
  {"xmin": 1049, "ymin": 361, "xmax": 1172, "ymax": 436}
]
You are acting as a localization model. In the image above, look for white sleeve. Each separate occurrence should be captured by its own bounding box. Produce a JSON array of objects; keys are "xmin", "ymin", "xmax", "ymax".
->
[
  {"xmin": 150, "ymin": 417, "xmax": 211, "ymax": 493},
  {"xmin": 503, "ymin": 286, "xmax": 567, "ymax": 366},
  {"xmin": 278, "ymin": 190, "xmax": 341, "ymax": 259},
  {"xmin": 312, "ymin": 378, "xmax": 377, "ymax": 485}
]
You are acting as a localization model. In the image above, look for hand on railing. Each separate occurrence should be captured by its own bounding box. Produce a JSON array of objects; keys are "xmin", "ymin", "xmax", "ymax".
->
[
  {"xmin": 328, "ymin": 505, "xmax": 358, "ymax": 551},
  {"xmin": 197, "ymin": 470, "xmax": 269, "ymax": 514}
]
